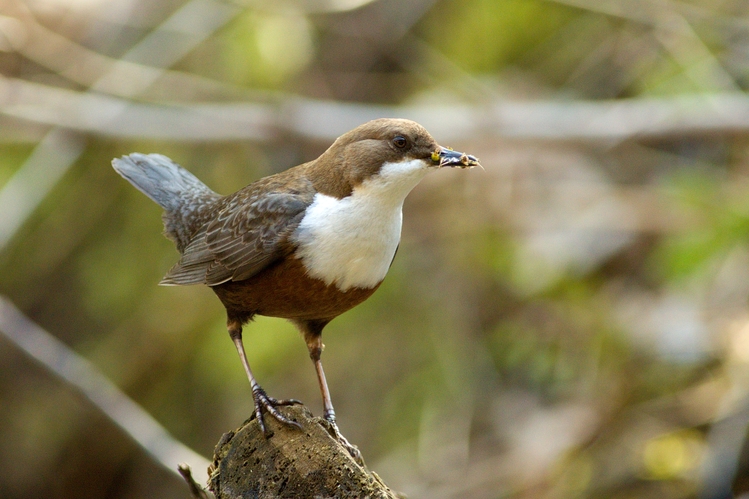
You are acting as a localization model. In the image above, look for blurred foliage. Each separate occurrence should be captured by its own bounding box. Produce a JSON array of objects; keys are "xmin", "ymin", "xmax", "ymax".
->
[
  {"xmin": 219, "ymin": 10, "xmax": 315, "ymax": 88},
  {"xmin": 422, "ymin": 0, "xmax": 576, "ymax": 74},
  {"xmin": 3, "ymin": 0, "xmax": 749, "ymax": 498},
  {"xmin": 652, "ymin": 172, "xmax": 749, "ymax": 281}
]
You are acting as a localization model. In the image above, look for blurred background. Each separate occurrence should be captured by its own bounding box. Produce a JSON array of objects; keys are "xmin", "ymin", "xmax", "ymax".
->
[{"xmin": 2, "ymin": 0, "xmax": 749, "ymax": 497}]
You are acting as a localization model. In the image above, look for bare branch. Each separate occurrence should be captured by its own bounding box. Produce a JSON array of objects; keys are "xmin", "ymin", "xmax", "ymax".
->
[
  {"xmin": 3, "ymin": 75, "xmax": 749, "ymax": 142},
  {"xmin": 0, "ymin": 296, "xmax": 212, "ymax": 485},
  {"xmin": 1, "ymin": 3, "xmax": 248, "ymax": 100},
  {"xmin": 0, "ymin": 129, "xmax": 85, "ymax": 251},
  {"xmin": 0, "ymin": 0, "xmax": 243, "ymax": 252}
]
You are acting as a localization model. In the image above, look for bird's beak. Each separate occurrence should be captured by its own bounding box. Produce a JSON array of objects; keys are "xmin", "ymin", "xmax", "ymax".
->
[{"xmin": 431, "ymin": 146, "xmax": 481, "ymax": 169}]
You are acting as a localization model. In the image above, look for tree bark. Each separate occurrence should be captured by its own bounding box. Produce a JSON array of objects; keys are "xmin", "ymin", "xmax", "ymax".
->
[{"xmin": 207, "ymin": 405, "xmax": 401, "ymax": 499}]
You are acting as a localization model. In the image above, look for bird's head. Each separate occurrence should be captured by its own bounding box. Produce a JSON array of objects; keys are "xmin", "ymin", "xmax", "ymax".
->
[{"xmin": 310, "ymin": 118, "xmax": 480, "ymax": 199}]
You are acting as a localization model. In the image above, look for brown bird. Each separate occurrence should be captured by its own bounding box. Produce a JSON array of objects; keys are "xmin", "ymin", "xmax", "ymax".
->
[{"xmin": 112, "ymin": 118, "xmax": 479, "ymax": 458}]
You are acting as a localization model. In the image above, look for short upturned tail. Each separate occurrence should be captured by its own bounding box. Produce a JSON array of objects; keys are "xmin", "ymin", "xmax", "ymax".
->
[{"xmin": 112, "ymin": 153, "xmax": 220, "ymax": 252}]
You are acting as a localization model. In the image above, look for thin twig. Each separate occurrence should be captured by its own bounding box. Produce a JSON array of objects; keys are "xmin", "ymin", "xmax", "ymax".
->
[{"xmin": 178, "ymin": 464, "xmax": 214, "ymax": 499}]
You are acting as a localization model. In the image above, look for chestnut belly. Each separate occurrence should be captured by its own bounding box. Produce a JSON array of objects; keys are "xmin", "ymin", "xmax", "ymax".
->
[{"xmin": 212, "ymin": 256, "xmax": 380, "ymax": 321}]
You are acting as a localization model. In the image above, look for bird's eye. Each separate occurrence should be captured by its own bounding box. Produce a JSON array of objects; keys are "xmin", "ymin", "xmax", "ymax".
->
[{"xmin": 393, "ymin": 136, "xmax": 408, "ymax": 149}]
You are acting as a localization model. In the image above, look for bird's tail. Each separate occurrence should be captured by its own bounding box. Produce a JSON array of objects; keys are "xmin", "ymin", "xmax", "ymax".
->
[{"xmin": 112, "ymin": 153, "xmax": 220, "ymax": 251}]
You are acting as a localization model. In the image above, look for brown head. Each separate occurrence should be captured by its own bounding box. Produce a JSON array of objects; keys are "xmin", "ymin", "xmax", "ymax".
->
[{"xmin": 306, "ymin": 118, "xmax": 479, "ymax": 198}]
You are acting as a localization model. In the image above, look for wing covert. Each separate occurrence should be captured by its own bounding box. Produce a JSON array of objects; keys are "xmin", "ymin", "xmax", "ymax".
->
[{"xmin": 160, "ymin": 177, "xmax": 314, "ymax": 286}]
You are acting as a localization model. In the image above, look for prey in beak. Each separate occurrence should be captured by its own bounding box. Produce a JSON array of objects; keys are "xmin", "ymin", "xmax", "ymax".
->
[{"xmin": 431, "ymin": 147, "xmax": 481, "ymax": 169}]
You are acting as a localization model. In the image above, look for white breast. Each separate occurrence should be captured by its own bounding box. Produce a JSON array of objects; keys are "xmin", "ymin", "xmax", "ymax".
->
[{"xmin": 292, "ymin": 159, "xmax": 429, "ymax": 291}]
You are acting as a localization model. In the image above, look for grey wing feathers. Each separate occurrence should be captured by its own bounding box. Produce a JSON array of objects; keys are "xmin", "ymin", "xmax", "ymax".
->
[{"xmin": 160, "ymin": 184, "xmax": 313, "ymax": 286}]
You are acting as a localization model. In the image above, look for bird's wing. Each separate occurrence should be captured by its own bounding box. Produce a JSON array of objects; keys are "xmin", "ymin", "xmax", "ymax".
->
[{"xmin": 160, "ymin": 176, "xmax": 315, "ymax": 286}]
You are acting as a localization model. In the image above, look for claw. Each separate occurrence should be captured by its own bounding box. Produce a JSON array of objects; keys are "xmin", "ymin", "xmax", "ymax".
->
[
  {"xmin": 252, "ymin": 386, "xmax": 303, "ymax": 434},
  {"xmin": 324, "ymin": 414, "xmax": 363, "ymax": 466}
]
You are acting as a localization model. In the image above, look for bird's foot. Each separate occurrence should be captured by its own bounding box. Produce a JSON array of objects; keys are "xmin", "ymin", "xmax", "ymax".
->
[
  {"xmin": 324, "ymin": 415, "xmax": 364, "ymax": 466},
  {"xmin": 252, "ymin": 386, "xmax": 303, "ymax": 435}
]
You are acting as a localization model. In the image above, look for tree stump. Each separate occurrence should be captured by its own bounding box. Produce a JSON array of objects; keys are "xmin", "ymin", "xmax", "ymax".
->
[{"xmin": 206, "ymin": 404, "xmax": 401, "ymax": 499}]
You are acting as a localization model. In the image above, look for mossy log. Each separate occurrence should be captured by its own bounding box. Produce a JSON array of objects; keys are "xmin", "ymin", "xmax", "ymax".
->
[{"xmin": 201, "ymin": 404, "xmax": 401, "ymax": 499}]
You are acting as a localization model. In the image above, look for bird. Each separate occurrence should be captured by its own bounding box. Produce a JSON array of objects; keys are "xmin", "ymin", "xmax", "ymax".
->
[{"xmin": 112, "ymin": 118, "xmax": 479, "ymax": 459}]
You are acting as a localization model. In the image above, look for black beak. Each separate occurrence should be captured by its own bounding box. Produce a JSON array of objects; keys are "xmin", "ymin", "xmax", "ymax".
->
[{"xmin": 431, "ymin": 147, "xmax": 481, "ymax": 169}]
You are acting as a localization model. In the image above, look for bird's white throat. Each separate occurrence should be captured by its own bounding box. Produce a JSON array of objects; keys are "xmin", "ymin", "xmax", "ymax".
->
[{"xmin": 292, "ymin": 159, "xmax": 429, "ymax": 291}]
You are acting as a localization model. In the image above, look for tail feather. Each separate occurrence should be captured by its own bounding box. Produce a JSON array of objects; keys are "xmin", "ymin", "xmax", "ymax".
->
[
  {"xmin": 112, "ymin": 153, "xmax": 215, "ymax": 211},
  {"xmin": 112, "ymin": 153, "xmax": 220, "ymax": 252}
]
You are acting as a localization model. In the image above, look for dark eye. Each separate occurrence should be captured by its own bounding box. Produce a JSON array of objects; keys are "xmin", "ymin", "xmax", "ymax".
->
[{"xmin": 392, "ymin": 136, "xmax": 408, "ymax": 149}]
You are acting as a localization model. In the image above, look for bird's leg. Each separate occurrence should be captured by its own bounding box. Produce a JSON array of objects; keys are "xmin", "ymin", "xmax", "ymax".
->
[
  {"xmin": 227, "ymin": 318, "xmax": 302, "ymax": 435},
  {"xmin": 301, "ymin": 322, "xmax": 363, "ymax": 464},
  {"xmin": 310, "ymin": 336, "xmax": 336, "ymax": 422}
]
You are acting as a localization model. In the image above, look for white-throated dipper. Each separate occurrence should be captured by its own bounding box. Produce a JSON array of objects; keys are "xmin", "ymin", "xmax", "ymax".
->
[{"xmin": 112, "ymin": 118, "xmax": 480, "ymax": 459}]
